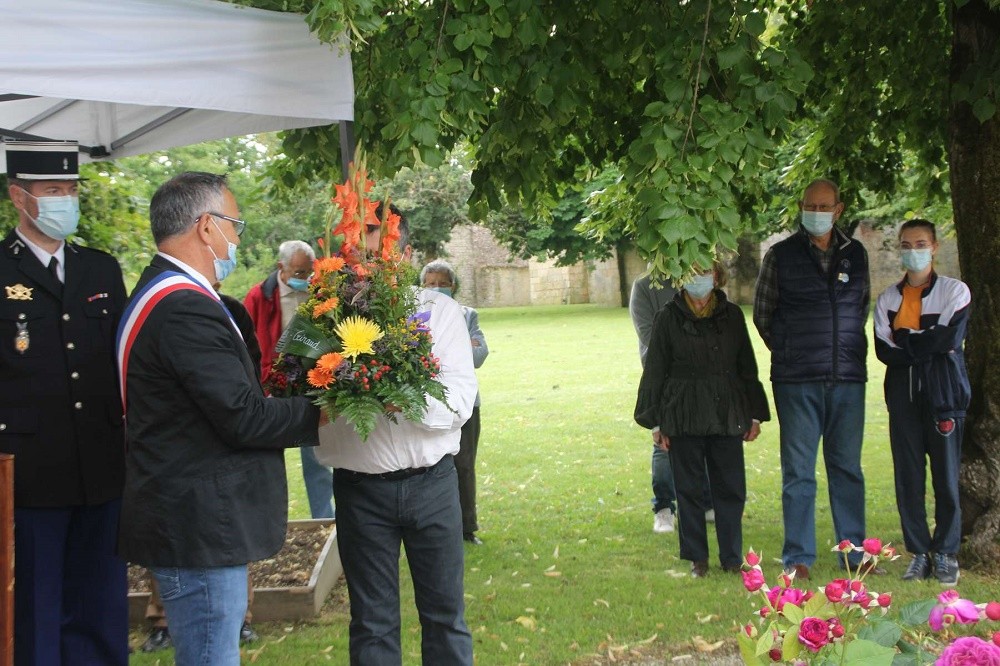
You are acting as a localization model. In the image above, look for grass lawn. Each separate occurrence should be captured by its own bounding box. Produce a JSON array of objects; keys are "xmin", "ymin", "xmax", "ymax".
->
[{"xmin": 129, "ymin": 304, "xmax": 996, "ymax": 664}]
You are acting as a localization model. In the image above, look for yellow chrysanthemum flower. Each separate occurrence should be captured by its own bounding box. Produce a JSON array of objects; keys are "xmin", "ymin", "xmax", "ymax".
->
[{"xmin": 335, "ymin": 316, "xmax": 384, "ymax": 360}]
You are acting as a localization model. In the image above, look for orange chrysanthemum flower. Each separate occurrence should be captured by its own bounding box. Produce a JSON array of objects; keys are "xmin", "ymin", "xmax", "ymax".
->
[
  {"xmin": 317, "ymin": 352, "xmax": 345, "ymax": 372},
  {"xmin": 313, "ymin": 256, "xmax": 345, "ymax": 277},
  {"xmin": 307, "ymin": 366, "xmax": 334, "ymax": 389},
  {"xmin": 312, "ymin": 297, "xmax": 339, "ymax": 318}
]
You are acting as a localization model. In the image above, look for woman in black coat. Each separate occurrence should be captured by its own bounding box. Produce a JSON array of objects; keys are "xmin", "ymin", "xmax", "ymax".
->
[{"xmin": 634, "ymin": 263, "xmax": 769, "ymax": 577}]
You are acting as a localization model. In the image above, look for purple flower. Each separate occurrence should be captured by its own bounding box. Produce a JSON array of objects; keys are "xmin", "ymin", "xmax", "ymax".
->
[
  {"xmin": 797, "ymin": 617, "xmax": 831, "ymax": 652},
  {"xmin": 936, "ymin": 636, "xmax": 1000, "ymax": 665},
  {"xmin": 929, "ymin": 590, "xmax": 981, "ymax": 631},
  {"xmin": 407, "ymin": 310, "xmax": 431, "ymax": 332}
]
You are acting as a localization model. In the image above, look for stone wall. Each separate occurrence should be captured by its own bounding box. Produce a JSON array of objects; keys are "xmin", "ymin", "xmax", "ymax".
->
[{"xmin": 437, "ymin": 222, "xmax": 961, "ymax": 309}]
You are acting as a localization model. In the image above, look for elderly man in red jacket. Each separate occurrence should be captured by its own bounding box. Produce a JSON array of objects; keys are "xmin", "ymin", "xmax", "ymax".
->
[{"xmin": 244, "ymin": 239, "xmax": 334, "ymax": 519}]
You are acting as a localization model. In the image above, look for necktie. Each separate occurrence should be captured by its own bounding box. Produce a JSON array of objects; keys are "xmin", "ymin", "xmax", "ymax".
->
[{"xmin": 48, "ymin": 256, "xmax": 60, "ymax": 281}]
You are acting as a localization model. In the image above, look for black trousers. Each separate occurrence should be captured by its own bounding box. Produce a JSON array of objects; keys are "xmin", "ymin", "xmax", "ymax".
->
[
  {"xmin": 669, "ymin": 435, "xmax": 746, "ymax": 567},
  {"xmin": 456, "ymin": 405, "xmax": 481, "ymax": 534},
  {"xmin": 886, "ymin": 390, "xmax": 963, "ymax": 555}
]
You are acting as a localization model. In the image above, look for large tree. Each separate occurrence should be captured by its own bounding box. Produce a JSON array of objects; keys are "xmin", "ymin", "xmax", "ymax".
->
[{"xmin": 264, "ymin": 0, "xmax": 1000, "ymax": 554}]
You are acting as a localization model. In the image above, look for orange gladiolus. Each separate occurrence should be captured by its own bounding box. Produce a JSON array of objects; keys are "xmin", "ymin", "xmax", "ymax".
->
[{"xmin": 307, "ymin": 366, "xmax": 334, "ymax": 389}]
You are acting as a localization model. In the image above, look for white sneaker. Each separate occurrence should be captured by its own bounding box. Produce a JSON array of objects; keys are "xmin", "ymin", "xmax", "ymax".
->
[
  {"xmin": 705, "ymin": 509, "xmax": 716, "ymax": 523},
  {"xmin": 653, "ymin": 509, "xmax": 675, "ymax": 533}
]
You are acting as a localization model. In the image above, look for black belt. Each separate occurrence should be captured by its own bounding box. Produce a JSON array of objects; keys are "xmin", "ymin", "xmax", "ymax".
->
[{"xmin": 342, "ymin": 466, "xmax": 430, "ymax": 482}]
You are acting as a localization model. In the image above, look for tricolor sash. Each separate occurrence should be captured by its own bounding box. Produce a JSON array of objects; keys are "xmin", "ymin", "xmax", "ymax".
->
[{"xmin": 115, "ymin": 270, "xmax": 241, "ymax": 409}]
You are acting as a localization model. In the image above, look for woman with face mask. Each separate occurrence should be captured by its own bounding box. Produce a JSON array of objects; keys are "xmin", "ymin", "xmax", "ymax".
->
[
  {"xmin": 420, "ymin": 259, "xmax": 490, "ymax": 545},
  {"xmin": 873, "ymin": 219, "xmax": 971, "ymax": 586},
  {"xmin": 634, "ymin": 261, "xmax": 770, "ymax": 578}
]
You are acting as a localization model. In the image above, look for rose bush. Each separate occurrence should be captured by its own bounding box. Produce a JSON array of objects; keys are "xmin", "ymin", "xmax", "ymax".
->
[{"xmin": 737, "ymin": 539, "xmax": 1000, "ymax": 665}]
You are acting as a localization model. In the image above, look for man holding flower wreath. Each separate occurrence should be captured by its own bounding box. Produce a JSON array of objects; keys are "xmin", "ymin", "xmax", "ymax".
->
[{"xmin": 316, "ymin": 208, "xmax": 478, "ymax": 665}]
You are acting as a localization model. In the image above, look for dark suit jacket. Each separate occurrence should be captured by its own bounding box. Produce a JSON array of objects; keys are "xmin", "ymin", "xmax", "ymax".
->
[
  {"xmin": 118, "ymin": 255, "xmax": 320, "ymax": 567},
  {"xmin": 0, "ymin": 229, "xmax": 126, "ymax": 507}
]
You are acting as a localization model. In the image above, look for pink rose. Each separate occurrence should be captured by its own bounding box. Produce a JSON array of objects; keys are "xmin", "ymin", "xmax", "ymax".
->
[
  {"xmin": 824, "ymin": 579, "xmax": 850, "ymax": 603},
  {"xmin": 742, "ymin": 568, "xmax": 766, "ymax": 592},
  {"xmin": 862, "ymin": 538, "xmax": 882, "ymax": 555},
  {"xmin": 930, "ymin": 591, "xmax": 981, "ymax": 631},
  {"xmin": 993, "ymin": 631, "xmax": 1000, "ymax": 648},
  {"xmin": 742, "ymin": 623, "xmax": 757, "ymax": 638},
  {"xmin": 829, "ymin": 618, "xmax": 845, "ymax": 639},
  {"xmin": 836, "ymin": 539, "xmax": 855, "ymax": 552},
  {"xmin": 745, "ymin": 549, "xmax": 761, "ymax": 567},
  {"xmin": 798, "ymin": 617, "xmax": 831, "ymax": 652},
  {"xmin": 936, "ymin": 636, "xmax": 1000, "ymax": 665},
  {"xmin": 767, "ymin": 586, "xmax": 807, "ymax": 612},
  {"xmin": 986, "ymin": 601, "xmax": 1000, "ymax": 622},
  {"xmin": 878, "ymin": 593, "xmax": 892, "ymax": 608},
  {"xmin": 881, "ymin": 544, "xmax": 898, "ymax": 560}
]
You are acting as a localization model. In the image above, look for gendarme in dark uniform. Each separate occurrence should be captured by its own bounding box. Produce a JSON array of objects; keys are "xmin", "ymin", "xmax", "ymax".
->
[{"xmin": 1, "ymin": 140, "xmax": 128, "ymax": 665}]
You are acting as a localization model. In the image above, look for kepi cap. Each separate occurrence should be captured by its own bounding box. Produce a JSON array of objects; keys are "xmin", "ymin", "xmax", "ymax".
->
[{"xmin": 4, "ymin": 140, "xmax": 80, "ymax": 180}]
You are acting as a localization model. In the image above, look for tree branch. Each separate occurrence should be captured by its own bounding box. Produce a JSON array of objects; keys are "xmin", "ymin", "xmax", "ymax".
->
[{"xmin": 682, "ymin": 0, "xmax": 713, "ymax": 159}]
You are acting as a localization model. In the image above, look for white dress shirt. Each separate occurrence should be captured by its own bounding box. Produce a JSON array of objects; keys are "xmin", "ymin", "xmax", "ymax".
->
[
  {"xmin": 315, "ymin": 288, "xmax": 478, "ymax": 473},
  {"xmin": 15, "ymin": 228, "xmax": 65, "ymax": 282},
  {"xmin": 278, "ymin": 275, "xmax": 309, "ymax": 331}
]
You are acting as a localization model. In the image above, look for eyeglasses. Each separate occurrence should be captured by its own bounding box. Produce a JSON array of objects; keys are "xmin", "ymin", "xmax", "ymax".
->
[
  {"xmin": 900, "ymin": 241, "xmax": 934, "ymax": 250},
  {"xmin": 802, "ymin": 203, "xmax": 839, "ymax": 212},
  {"xmin": 202, "ymin": 212, "xmax": 246, "ymax": 237},
  {"xmin": 289, "ymin": 269, "xmax": 313, "ymax": 279}
]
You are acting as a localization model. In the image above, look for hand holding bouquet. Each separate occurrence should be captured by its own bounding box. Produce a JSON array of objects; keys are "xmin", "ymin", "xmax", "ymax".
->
[{"xmin": 265, "ymin": 152, "xmax": 449, "ymax": 440}]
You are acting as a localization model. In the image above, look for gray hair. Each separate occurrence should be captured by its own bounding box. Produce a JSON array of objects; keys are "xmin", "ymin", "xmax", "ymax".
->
[
  {"xmin": 150, "ymin": 172, "xmax": 228, "ymax": 244},
  {"xmin": 420, "ymin": 259, "xmax": 459, "ymax": 294},
  {"xmin": 278, "ymin": 240, "xmax": 315, "ymax": 264},
  {"xmin": 803, "ymin": 178, "xmax": 841, "ymax": 202}
]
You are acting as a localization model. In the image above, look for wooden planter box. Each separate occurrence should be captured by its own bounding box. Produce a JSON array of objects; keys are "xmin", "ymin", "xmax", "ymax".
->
[{"xmin": 128, "ymin": 519, "xmax": 342, "ymax": 624}]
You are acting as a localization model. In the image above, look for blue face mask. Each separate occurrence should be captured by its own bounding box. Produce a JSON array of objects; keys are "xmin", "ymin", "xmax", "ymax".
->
[
  {"xmin": 901, "ymin": 248, "xmax": 932, "ymax": 272},
  {"xmin": 21, "ymin": 190, "xmax": 80, "ymax": 241},
  {"xmin": 801, "ymin": 210, "xmax": 834, "ymax": 237},
  {"xmin": 208, "ymin": 219, "xmax": 238, "ymax": 282},
  {"xmin": 428, "ymin": 286, "xmax": 453, "ymax": 297},
  {"xmin": 286, "ymin": 276, "xmax": 310, "ymax": 292},
  {"xmin": 682, "ymin": 274, "xmax": 715, "ymax": 300}
]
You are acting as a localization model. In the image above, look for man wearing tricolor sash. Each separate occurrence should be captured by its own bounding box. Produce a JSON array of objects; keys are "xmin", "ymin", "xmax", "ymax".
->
[{"xmin": 116, "ymin": 172, "xmax": 322, "ymax": 665}]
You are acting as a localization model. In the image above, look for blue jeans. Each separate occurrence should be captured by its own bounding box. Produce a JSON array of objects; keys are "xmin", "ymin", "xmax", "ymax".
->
[
  {"xmin": 333, "ymin": 455, "xmax": 473, "ymax": 665},
  {"xmin": 301, "ymin": 445, "xmax": 335, "ymax": 519},
  {"xmin": 652, "ymin": 444, "xmax": 711, "ymax": 514},
  {"xmin": 150, "ymin": 564, "xmax": 248, "ymax": 666},
  {"xmin": 774, "ymin": 382, "xmax": 867, "ymax": 567}
]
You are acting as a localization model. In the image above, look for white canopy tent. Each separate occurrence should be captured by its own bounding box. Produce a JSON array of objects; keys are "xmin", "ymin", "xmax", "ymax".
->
[{"xmin": 0, "ymin": 0, "xmax": 354, "ymax": 170}]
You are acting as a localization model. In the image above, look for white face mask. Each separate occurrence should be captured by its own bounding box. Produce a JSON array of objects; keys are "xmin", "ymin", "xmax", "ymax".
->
[
  {"xmin": 682, "ymin": 274, "xmax": 715, "ymax": 300},
  {"xmin": 901, "ymin": 248, "xmax": 933, "ymax": 272},
  {"xmin": 206, "ymin": 218, "xmax": 238, "ymax": 282},
  {"xmin": 800, "ymin": 210, "xmax": 834, "ymax": 237},
  {"xmin": 19, "ymin": 189, "xmax": 80, "ymax": 240}
]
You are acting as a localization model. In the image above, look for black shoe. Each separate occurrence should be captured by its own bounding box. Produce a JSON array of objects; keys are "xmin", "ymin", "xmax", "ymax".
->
[
  {"xmin": 463, "ymin": 532, "xmax": 483, "ymax": 545},
  {"xmin": 691, "ymin": 561, "xmax": 709, "ymax": 578},
  {"xmin": 140, "ymin": 627, "xmax": 172, "ymax": 653},
  {"xmin": 240, "ymin": 621, "xmax": 259, "ymax": 644},
  {"xmin": 902, "ymin": 553, "xmax": 931, "ymax": 581},
  {"xmin": 934, "ymin": 553, "xmax": 960, "ymax": 586},
  {"xmin": 721, "ymin": 563, "xmax": 742, "ymax": 574}
]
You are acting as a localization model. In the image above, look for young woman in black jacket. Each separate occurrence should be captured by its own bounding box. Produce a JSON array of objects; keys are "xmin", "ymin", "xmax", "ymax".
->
[{"xmin": 635, "ymin": 263, "xmax": 770, "ymax": 577}]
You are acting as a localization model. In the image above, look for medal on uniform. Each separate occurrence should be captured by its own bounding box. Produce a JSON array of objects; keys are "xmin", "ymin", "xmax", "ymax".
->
[
  {"xmin": 15, "ymin": 322, "xmax": 29, "ymax": 354},
  {"xmin": 5, "ymin": 284, "xmax": 33, "ymax": 301}
]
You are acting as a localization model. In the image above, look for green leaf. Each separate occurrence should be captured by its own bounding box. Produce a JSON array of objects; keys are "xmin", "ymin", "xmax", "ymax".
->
[
  {"xmin": 738, "ymin": 632, "xmax": 765, "ymax": 665},
  {"xmin": 744, "ymin": 11, "xmax": 766, "ymax": 37},
  {"xmin": 755, "ymin": 627, "xmax": 774, "ymax": 656},
  {"xmin": 843, "ymin": 638, "xmax": 896, "ymax": 665},
  {"xmin": 454, "ymin": 31, "xmax": 474, "ymax": 51},
  {"xmin": 782, "ymin": 602, "xmax": 804, "ymax": 625},
  {"xmin": 972, "ymin": 96, "xmax": 997, "ymax": 123},
  {"xmin": 717, "ymin": 45, "xmax": 745, "ymax": 70},
  {"xmin": 897, "ymin": 599, "xmax": 936, "ymax": 627},
  {"xmin": 858, "ymin": 619, "xmax": 902, "ymax": 648},
  {"xmin": 536, "ymin": 84, "xmax": 554, "ymax": 107},
  {"xmin": 782, "ymin": 625, "xmax": 801, "ymax": 661}
]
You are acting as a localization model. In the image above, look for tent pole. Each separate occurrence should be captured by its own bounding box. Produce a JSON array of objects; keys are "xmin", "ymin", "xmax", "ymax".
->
[{"xmin": 339, "ymin": 121, "xmax": 355, "ymax": 179}]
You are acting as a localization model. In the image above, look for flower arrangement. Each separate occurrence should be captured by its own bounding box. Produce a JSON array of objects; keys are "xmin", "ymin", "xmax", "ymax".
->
[
  {"xmin": 737, "ymin": 538, "xmax": 1000, "ymax": 665},
  {"xmin": 264, "ymin": 152, "xmax": 449, "ymax": 441}
]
